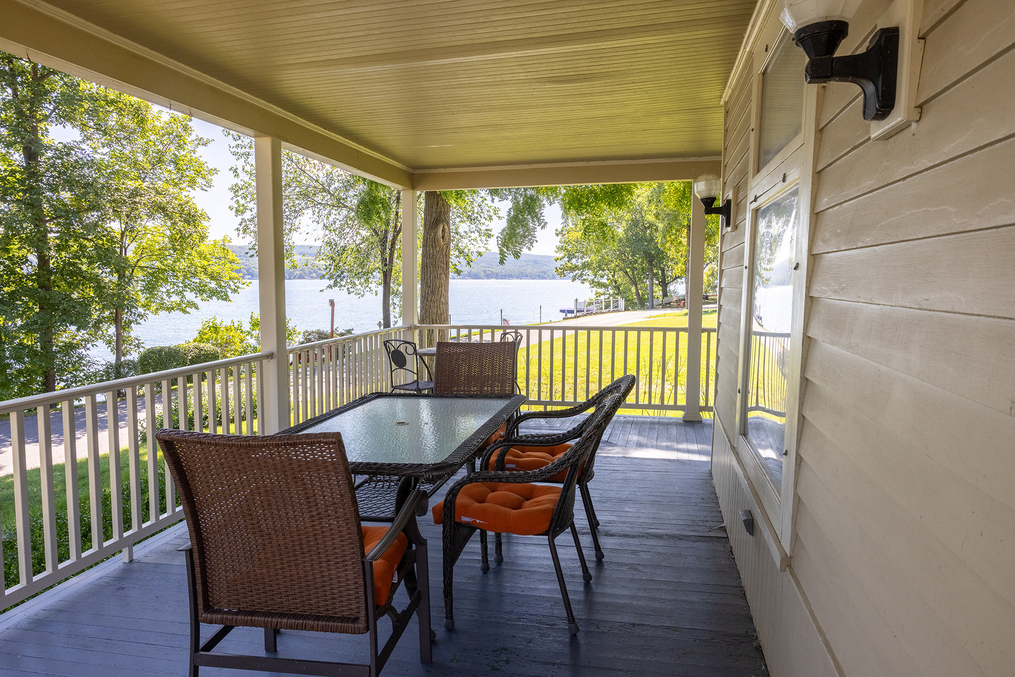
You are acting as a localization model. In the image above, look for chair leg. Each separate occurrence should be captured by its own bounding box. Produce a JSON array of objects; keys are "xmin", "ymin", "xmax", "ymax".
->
[
  {"xmin": 443, "ymin": 549, "xmax": 456, "ymax": 631},
  {"xmin": 479, "ymin": 530, "xmax": 490, "ymax": 573},
  {"xmin": 547, "ymin": 533, "xmax": 579, "ymax": 635},
  {"xmin": 580, "ymin": 484, "xmax": 605, "ymax": 561},
  {"xmin": 494, "ymin": 532, "xmax": 503, "ymax": 564},
  {"xmin": 570, "ymin": 521, "xmax": 592, "ymax": 583},
  {"xmin": 413, "ymin": 539, "xmax": 434, "ymax": 662},
  {"xmin": 583, "ymin": 483, "xmax": 601, "ymax": 528},
  {"xmin": 264, "ymin": 628, "xmax": 277, "ymax": 652}
]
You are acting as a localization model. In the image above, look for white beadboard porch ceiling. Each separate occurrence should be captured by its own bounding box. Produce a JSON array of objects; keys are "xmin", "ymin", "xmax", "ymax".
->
[{"xmin": 38, "ymin": 0, "xmax": 753, "ymax": 168}]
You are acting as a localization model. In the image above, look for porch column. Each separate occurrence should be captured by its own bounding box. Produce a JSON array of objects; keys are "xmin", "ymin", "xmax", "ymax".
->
[
  {"xmin": 255, "ymin": 136, "xmax": 290, "ymax": 434},
  {"xmin": 682, "ymin": 195, "xmax": 706, "ymax": 422},
  {"xmin": 401, "ymin": 189, "xmax": 417, "ymax": 329}
]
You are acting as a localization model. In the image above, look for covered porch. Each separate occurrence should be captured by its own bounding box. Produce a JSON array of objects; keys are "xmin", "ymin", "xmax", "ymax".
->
[
  {"xmin": 0, "ymin": 415, "xmax": 767, "ymax": 677},
  {"xmin": 0, "ymin": 1, "xmax": 760, "ymax": 674}
]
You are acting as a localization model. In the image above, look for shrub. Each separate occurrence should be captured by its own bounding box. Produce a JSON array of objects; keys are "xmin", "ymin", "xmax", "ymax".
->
[
  {"xmin": 90, "ymin": 358, "xmax": 138, "ymax": 381},
  {"xmin": 137, "ymin": 346, "xmax": 187, "ymax": 374},
  {"xmin": 193, "ymin": 317, "xmax": 256, "ymax": 358},
  {"xmin": 299, "ymin": 328, "xmax": 331, "ymax": 344},
  {"xmin": 178, "ymin": 342, "xmax": 220, "ymax": 365}
]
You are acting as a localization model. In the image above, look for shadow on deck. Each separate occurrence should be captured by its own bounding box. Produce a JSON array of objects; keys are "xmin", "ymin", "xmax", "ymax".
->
[{"xmin": 0, "ymin": 416, "xmax": 766, "ymax": 676}]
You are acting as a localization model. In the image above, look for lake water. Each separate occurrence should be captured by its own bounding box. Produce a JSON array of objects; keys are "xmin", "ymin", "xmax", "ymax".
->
[{"xmin": 92, "ymin": 278, "xmax": 592, "ymax": 362}]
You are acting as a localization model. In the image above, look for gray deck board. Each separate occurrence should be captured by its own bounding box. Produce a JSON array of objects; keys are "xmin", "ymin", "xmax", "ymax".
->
[{"xmin": 0, "ymin": 414, "xmax": 766, "ymax": 677}]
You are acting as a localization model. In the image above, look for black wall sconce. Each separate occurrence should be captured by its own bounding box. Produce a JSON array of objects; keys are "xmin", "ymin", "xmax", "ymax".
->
[
  {"xmin": 693, "ymin": 174, "xmax": 732, "ymax": 229},
  {"xmin": 782, "ymin": 0, "xmax": 899, "ymax": 121}
]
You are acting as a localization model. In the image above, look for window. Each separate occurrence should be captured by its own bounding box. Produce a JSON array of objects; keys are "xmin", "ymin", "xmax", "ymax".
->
[
  {"xmin": 744, "ymin": 187, "xmax": 799, "ymax": 490},
  {"xmin": 758, "ymin": 34, "xmax": 807, "ymax": 170}
]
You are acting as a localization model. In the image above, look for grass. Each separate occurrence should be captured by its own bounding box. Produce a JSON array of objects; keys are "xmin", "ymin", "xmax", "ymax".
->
[
  {"xmin": 0, "ymin": 441, "xmax": 171, "ymax": 592},
  {"xmin": 516, "ymin": 309, "xmax": 718, "ymax": 417}
]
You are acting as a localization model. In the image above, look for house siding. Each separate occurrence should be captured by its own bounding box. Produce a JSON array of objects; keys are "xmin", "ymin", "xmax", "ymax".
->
[{"xmin": 712, "ymin": 0, "xmax": 1015, "ymax": 675}]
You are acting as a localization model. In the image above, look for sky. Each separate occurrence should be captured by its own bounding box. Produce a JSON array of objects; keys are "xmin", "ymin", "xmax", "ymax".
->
[{"xmin": 186, "ymin": 118, "xmax": 564, "ymax": 257}]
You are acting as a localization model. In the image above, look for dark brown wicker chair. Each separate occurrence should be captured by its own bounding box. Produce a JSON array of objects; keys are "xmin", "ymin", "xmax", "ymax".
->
[
  {"xmin": 481, "ymin": 374, "xmax": 636, "ymax": 561},
  {"xmin": 156, "ymin": 430, "xmax": 432, "ymax": 677},
  {"xmin": 433, "ymin": 341, "xmax": 517, "ymax": 395},
  {"xmin": 432, "ymin": 394, "xmax": 623, "ymax": 635}
]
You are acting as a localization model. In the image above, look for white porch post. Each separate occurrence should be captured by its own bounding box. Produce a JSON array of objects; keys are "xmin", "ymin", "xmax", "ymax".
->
[
  {"xmin": 682, "ymin": 195, "xmax": 706, "ymax": 422},
  {"xmin": 255, "ymin": 136, "xmax": 290, "ymax": 434},
  {"xmin": 401, "ymin": 189, "xmax": 417, "ymax": 330}
]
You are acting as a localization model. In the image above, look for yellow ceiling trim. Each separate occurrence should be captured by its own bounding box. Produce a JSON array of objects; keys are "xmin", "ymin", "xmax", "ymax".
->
[{"xmin": 412, "ymin": 157, "xmax": 722, "ymax": 190}]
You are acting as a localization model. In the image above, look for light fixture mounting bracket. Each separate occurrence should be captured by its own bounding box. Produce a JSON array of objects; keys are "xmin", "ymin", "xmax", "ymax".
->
[
  {"xmin": 795, "ymin": 21, "xmax": 899, "ymax": 121},
  {"xmin": 700, "ymin": 196, "xmax": 732, "ymax": 227}
]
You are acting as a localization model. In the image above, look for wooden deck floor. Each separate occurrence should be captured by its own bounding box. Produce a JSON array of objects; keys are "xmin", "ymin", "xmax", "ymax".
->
[{"xmin": 0, "ymin": 415, "xmax": 766, "ymax": 676}]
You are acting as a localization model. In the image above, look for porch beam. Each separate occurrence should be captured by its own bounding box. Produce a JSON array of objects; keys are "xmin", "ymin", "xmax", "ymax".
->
[
  {"xmin": 401, "ymin": 189, "xmax": 418, "ymax": 327},
  {"xmin": 683, "ymin": 195, "xmax": 706, "ymax": 422},
  {"xmin": 255, "ymin": 137, "xmax": 290, "ymax": 434},
  {"xmin": 411, "ymin": 158, "xmax": 722, "ymax": 190},
  {"xmin": 0, "ymin": 0, "xmax": 411, "ymax": 188}
]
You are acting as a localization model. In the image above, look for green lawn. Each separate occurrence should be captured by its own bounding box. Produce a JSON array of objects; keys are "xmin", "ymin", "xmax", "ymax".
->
[
  {"xmin": 517, "ymin": 310, "xmax": 718, "ymax": 417},
  {"xmin": 0, "ymin": 440, "xmax": 170, "ymax": 590}
]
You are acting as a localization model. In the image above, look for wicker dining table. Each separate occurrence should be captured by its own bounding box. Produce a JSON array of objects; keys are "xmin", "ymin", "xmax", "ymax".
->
[{"xmin": 279, "ymin": 392, "xmax": 526, "ymax": 520}]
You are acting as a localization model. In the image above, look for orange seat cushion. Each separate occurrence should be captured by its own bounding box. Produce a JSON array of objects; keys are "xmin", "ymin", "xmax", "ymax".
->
[
  {"xmin": 432, "ymin": 483, "xmax": 562, "ymax": 535},
  {"xmin": 361, "ymin": 526, "xmax": 408, "ymax": 604},
  {"xmin": 487, "ymin": 443, "xmax": 574, "ymax": 482}
]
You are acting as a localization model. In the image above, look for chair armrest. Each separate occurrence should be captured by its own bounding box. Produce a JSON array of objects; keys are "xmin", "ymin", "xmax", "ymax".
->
[
  {"xmin": 504, "ymin": 401, "xmax": 596, "ymax": 437},
  {"xmin": 365, "ymin": 489, "xmax": 426, "ymax": 562}
]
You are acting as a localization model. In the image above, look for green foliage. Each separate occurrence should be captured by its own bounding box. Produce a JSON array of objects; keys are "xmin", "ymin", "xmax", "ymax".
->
[
  {"xmin": 137, "ymin": 345, "xmax": 187, "ymax": 374},
  {"xmin": 555, "ymin": 181, "xmax": 718, "ymax": 305},
  {"xmin": 81, "ymin": 87, "xmax": 245, "ymax": 366},
  {"xmin": 488, "ymin": 184, "xmax": 638, "ymax": 263},
  {"xmin": 0, "ymin": 51, "xmax": 243, "ymax": 398},
  {"xmin": 92, "ymin": 358, "xmax": 138, "ymax": 381},
  {"xmin": 179, "ymin": 342, "xmax": 220, "ymax": 366},
  {"xmin": 185, "ymin": 313, "xmax": 299, "ymax": 359},
  {"xmin": 194, "ymin": 317, "xmax": 256, "ymax": 358},
  {"xmin": 297, "ymin": 327, "xmax": 354, "ymax": 344},
  {"xmin": 0, "ymin": 55, "xmax": 110, "ymax": 397}
]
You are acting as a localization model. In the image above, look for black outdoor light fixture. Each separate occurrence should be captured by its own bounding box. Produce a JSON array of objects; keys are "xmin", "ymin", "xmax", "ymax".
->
[
  {"xmin": 693, "ymin": 174, "xmax": 731, "ymax": 228},
  {"xmin": 782, "ymin": 0, "xmax": 899, "ymax": 121}
]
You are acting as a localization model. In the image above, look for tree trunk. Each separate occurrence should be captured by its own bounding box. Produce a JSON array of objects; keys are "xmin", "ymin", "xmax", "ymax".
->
[
  {"xmin": 419, "ymin": 191, "xmax": 451, "ymax": 346},
  {"xmin": 380, "ymin": 268, "xmax": 392, "ymax": 329},
  {"xmin": 25, "ymin": 65, "xmax": 56, "ymax": 392},
  {"xmin": 380, "ymin": 192, "xmax": 402, "ymax": 330},
  {"xmin": 648, "ymin": 265, "xmax": 655, "ymax": 309},
  {"xmin": 114, "ymin": 307, "xmax": 124, "ymax": 367}
]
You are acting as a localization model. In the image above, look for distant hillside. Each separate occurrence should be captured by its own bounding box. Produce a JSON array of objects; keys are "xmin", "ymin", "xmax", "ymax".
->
[
  {"xmin": 228, "ymin": 244, "xmax": 320, "ymax": 280},
  {"xmin": 454, "ymin": 252, "xmax": 563, "ymax": 280},
  {"xmin": 229, "ymin": 246, "xmax": 563, "ymax": 281}
]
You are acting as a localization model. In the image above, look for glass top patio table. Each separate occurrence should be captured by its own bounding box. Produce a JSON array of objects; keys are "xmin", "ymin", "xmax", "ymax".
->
[{"xmin": 279, "ymin": 392, "xmax": 525, "ymax": 481}]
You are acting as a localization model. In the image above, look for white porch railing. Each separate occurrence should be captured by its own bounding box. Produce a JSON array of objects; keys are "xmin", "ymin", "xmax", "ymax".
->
[
  {"xmin": 1, "ymin": 320, "xmax": 715, "ymax": 608},
  {"xmin": 0, "ymin": 352, "xmax": 270, "ymax": 609},
  {"xmin": 286, "ymin": 326, "xmax": 413, "ymax": 425},
  {"xmin": 414, "ymin": 323, "xmax": 716, "ymax": 414}
]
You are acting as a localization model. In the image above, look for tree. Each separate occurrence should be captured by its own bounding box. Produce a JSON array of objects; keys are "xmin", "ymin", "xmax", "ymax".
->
[
  {"xmin": 227, "ymin": 138, "xmax": 495, "ymax": 329},
  {"xmin": 0, "ymin": 55, "xmax": 108, "ymax": 397},
  {"xmin": 554, "ymin": 182, "xmax": 710, "ymax": 308},
  {"xmin": 417, "ymin": 190, "xmax": 498, "ymax": 335},
  {"xmin": 82, "ymin": 90, "xmax": 243, "ymax": 376}
]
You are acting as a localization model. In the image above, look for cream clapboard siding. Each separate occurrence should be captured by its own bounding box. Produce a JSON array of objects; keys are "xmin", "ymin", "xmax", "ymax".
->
[
  {"xmin": 713, "ymin": 0, "xmax": 1015, "ymax": 675},
  {"xmin": 712, "ymin": 27, "xmax": 839, "ymax": 677}
]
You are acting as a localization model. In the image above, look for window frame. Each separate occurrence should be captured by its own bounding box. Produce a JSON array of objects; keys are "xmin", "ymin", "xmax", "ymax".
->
[{"xmin": 731, "ymin": 13, "xmax": 818, "ymax": 565}]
